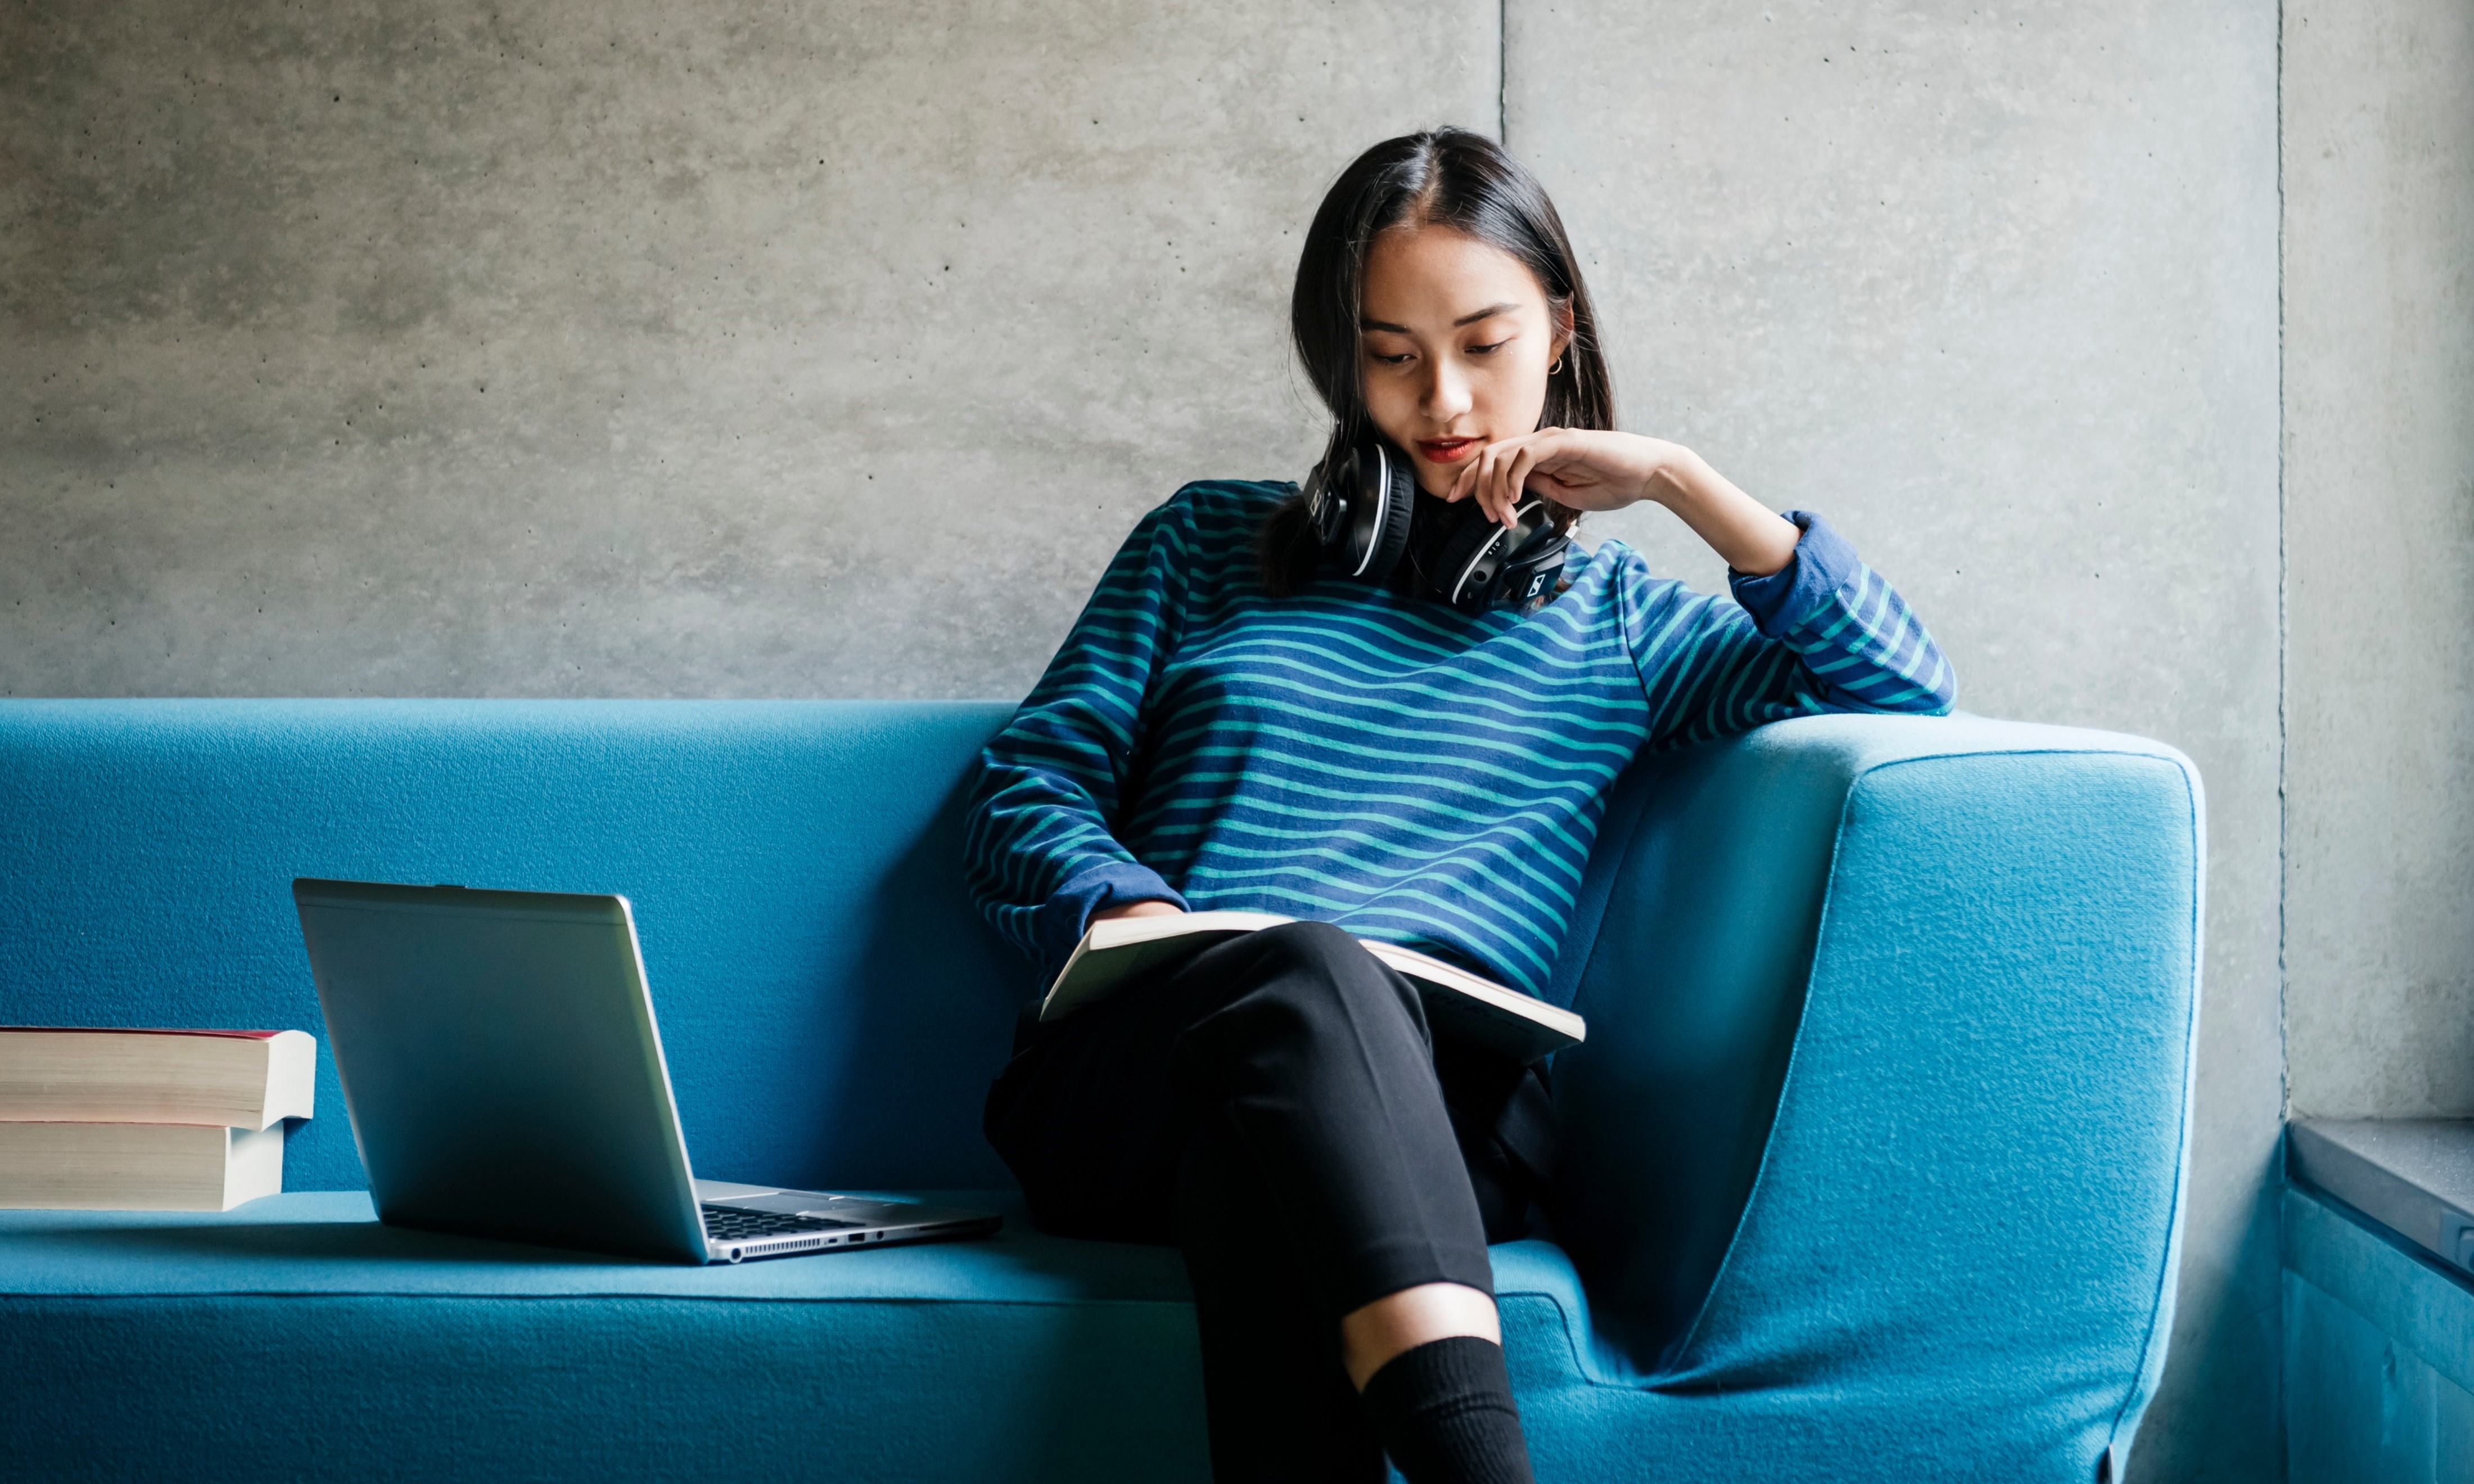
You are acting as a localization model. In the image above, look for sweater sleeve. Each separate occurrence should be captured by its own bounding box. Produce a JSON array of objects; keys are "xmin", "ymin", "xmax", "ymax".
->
[
  {"xmin": 962, "ymin": 492, "xmax": 1199, "ymax": 976},
  {"xmin": 1622, "ymin": 509, "xmax": 1957, "ymax": 749}
]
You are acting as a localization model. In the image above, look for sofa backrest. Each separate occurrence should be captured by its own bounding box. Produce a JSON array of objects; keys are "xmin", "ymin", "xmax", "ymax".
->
[{"xmin": 0, "ymin": 700, "xmax": 1032, "ymax": 1191}]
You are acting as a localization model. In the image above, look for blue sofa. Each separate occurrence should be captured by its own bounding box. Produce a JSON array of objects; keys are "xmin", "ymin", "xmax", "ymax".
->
[{"xmin": 0, "ymin": 701, "xmax": 2201, "ymax": 1482}]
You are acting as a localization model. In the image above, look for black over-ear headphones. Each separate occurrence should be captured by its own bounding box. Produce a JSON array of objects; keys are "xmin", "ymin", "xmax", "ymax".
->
[{"xmin": 1302, "ymin": 439, "xmax": 1572, "ymax": 614}]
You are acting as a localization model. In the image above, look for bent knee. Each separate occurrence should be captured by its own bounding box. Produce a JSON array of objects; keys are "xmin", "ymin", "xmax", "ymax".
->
[
  {"xmin": 1247, "ymin": 919, "xmax": 1370, "ymax": 980},
  {"xmin": 1252, "ymin": 918, "xmax": 1358, "ymax": 957},
  {"xmin": 1245, "ymin": 921, "xmax": 1421, "ymax": 1016}
]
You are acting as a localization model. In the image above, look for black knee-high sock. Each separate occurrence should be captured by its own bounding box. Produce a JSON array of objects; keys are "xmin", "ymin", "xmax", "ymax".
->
[{"xmin": 1358, "ymin": 1336, "xmax": 1536, "ymax": 1484}]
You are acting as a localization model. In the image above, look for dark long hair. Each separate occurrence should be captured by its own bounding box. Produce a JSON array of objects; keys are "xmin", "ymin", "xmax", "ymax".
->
[{"xmin": 1259, "ymin": 128, "xmax": 1617, "ymax": 596}]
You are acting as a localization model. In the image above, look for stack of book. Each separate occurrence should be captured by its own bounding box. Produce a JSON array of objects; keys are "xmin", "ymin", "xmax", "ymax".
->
[{"xmin": 0, "ymin": 1028, "xmax": 316, "ymax": 1210}]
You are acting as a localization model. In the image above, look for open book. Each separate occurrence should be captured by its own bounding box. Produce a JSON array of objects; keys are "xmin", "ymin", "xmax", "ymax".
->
[{"xmin": 1040, "ymin": 911, "xmax": 1584, "ymax": 1064}]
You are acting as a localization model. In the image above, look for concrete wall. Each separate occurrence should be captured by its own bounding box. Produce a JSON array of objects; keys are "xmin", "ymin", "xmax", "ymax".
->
[
  {"xmin": 0, "ymin": 0, "xmax": 1491, "ymax": 696},
  {"xmin": 2283, "ymin": 0, "xmax": 2474, "ymax": 1121},
  {"xmin": 3, "ymin": 0, "xmax": 2291, "ymax": 1475}
]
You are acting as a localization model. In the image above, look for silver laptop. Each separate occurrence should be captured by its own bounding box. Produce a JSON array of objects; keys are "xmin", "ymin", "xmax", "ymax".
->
[{"xmin": 291, "ymin": 878, "xmax": 1000, "ymax": 1264}]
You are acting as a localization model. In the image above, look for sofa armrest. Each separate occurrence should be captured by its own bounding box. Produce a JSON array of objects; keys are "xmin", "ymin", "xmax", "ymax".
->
[{"xmin": 1550, "ymin": 714, "xmax": 2200, "ymax": 1463}]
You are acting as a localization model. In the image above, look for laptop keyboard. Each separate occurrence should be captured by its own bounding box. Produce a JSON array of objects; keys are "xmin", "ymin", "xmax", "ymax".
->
[{"xmin": 700, "ymin": 1204, "xmax": 863, "ymax": 1240}]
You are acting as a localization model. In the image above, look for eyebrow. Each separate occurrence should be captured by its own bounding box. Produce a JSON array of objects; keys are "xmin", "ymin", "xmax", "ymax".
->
[{"xmin": 1359, "ymin": 302, "xmax": 1524, "ymax": 333}]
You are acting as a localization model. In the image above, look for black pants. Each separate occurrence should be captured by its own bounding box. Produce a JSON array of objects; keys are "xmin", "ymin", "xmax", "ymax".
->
[{"xmin": 983, "ymin": 920, "xmax": 1558, "ymax": 1482}]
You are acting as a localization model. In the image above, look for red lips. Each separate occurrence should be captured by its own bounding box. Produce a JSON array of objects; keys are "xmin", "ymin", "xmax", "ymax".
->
[{"xmin": 1418, "ymin": 438, "xmax": 1481, "ymax": 464}]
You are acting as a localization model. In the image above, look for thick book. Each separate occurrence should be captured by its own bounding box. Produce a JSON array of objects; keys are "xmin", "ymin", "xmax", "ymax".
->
[
  {"xmin": 1041, "ymin": 911, "xmax": 1584, "ymax": 1064},
  {"xmin": 0, "ymin": 1028, "xmax": 315, "ymax": 1130},
  {"xmin": 0, "ymin": 1121, "xmax": 286, "ymax": 1210}
]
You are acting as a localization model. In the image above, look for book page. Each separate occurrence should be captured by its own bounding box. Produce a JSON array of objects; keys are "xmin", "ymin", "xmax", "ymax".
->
[
  {"xmin": 1083, "ymin": 910, "xmax": 1293, "ymax": 953},
  {"xmin": 1357, "ymin": 942, "xmax": 1585, "ymax": 1060},
  {"xmin": 1041, "ymin": 912, "xmax": 1584, "ymax": 1064},
  {"xmin": 1041, "ymin": 912, "xmax": 1295, "ymax": 1021}
]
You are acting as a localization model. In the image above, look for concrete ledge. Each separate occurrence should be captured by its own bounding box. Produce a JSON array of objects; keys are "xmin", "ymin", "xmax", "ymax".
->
[
  {"xmin": 2289, "ymin": 1119, "xmax": 2474, "ymax": 1277},
  {"xmin": 2283, "ymin": 1183, "xmax": 2474, "ymax": 1480},
  {"xmin": 2282, "ymin": 1183, "xmax": 2474, "ymax": 1396}
]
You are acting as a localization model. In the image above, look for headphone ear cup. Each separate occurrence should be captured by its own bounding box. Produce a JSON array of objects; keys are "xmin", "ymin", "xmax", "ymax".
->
[
  {"xmin": 1426, "ymin": 500, "xmax": 1564, "ymax": 612},
  {"xmin": 1360, "ymin": 445, "xmax": 1415, "ymax": 583},
  {"xmin": 1496, "ymin": 526, "xmax": 1572, "ymax": 610},
  {"xmin": 1314, "ymin": 442, "xmax": 1416, "ymax": 583},
  {"xmin": 1425, "ymin": 500, "xmax": 1529, "ymax": 611}
]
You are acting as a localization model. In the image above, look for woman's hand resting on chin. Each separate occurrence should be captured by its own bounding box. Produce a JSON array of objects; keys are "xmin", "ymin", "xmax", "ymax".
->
[
  {"xmin": 1441, "ymin": 428, "xmax": 1803, "ymax": 579},
  {"xmin": 1443, "ymin": 427, "xmax": 1684, "ymax": 519}
]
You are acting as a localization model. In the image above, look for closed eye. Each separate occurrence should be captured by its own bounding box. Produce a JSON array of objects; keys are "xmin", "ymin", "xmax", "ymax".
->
[{"xmin": 1468, "ymin": 340, "xmax": 1509, "ymax": 355}]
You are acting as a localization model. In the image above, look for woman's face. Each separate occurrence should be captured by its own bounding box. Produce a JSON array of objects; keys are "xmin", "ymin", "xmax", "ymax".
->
[{"xmin": 1357, "ymin": 224, "xmax": 1567, "ymax": 497}]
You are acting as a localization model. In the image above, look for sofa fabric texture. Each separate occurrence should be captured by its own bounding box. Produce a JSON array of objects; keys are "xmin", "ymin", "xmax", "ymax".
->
[{"xmin": 0, "ymin": 700, "xmax": 2200, "ymax": 1482}]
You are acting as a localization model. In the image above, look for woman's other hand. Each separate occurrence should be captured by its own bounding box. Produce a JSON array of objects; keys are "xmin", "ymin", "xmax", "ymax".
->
[
  {"xmin": 1444, "ymin": 427, "xmax": 1676, "ymax": 522},
  {"xmin": 1444, "ymin": 428, "xmax": 1800, "ymax": 578},
  {"xmin": 1092, "ymin": 900, "xmax": 1187, "ymax": 924}
]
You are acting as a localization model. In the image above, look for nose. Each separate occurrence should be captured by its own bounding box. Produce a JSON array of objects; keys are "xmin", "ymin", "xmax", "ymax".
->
[{"xmin": 1421, "ymin": 354, "xmax": 1473, "ymax": 424}]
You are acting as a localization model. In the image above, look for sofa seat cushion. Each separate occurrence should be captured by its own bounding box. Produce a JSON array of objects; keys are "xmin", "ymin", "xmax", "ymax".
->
[
  {"xmin": 0, "ymin": 1191, "xmax": 1193, "ymax": 1301},
  {"xmin": 0, "ymin": 1191, "xmax": 1608, "ymax": 1482},
  {"xmin": 0, "ymin": 1189, "xmax": 1588, "ymax": 1305}
]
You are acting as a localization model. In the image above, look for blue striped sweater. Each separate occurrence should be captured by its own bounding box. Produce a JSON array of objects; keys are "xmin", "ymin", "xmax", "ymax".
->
[{"xmin": 963, "ymin": 479, "xmax": 1954, "ymax": 995}]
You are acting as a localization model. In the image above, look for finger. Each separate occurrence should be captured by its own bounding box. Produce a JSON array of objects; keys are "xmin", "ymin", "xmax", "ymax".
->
[
  {"xmin": 1502, "ymin": 441, "xmax": 1538, "ymax": 524},
  {"xmin": 1506, "ymin": 456, "xmax": 1536, "ymax": 527},
  {"xmin": 1504, "ymin": 447, "xmax": 1542, "ymax": 526},
  {"xmin": 1518, "ymin": 431, "xmax": 1565, "ymax": 491},
  {"xmin": 1484, "ymin": 445, "xmax": 1516, "ymax": 526},
  {"xmin": 1486, "ymin": 441, "xmax": 1516, "ymax": 521},
  {"xmin": 1464, "ymin": 442, "xmax": 1504, "ymax": 524}
]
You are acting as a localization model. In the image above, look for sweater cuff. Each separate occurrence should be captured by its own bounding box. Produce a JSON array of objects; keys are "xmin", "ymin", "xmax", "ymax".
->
[
  {"xmin": 1034, "ymin": 860, "xmax": 1189, "ymax": 977},
  {"xmin": 1727, "ymin": 509, "xmax": 1863, "ymax": 637}
]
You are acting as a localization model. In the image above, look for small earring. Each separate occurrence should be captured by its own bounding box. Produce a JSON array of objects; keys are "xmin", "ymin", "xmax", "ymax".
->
[{"xmin": 1548, "ymin": 355, "xmax": 1565, "ymax": 375}]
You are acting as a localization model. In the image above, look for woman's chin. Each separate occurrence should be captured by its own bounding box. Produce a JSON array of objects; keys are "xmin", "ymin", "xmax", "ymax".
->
[{"xmin": 1409, "ymin": 458, "xmax": 1465, "ymax": 500}]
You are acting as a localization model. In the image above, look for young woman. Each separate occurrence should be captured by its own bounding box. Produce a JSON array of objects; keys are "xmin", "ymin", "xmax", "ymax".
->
[{"xmin": 964, "ymin": 129, "xmax": 1954, "ymax": 1484}]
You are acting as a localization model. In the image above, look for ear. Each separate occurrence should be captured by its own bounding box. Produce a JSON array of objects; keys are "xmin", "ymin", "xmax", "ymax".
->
[{"xmin": 1548, "ymin": 298, "xmax": 1576, "ymax": 363}]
